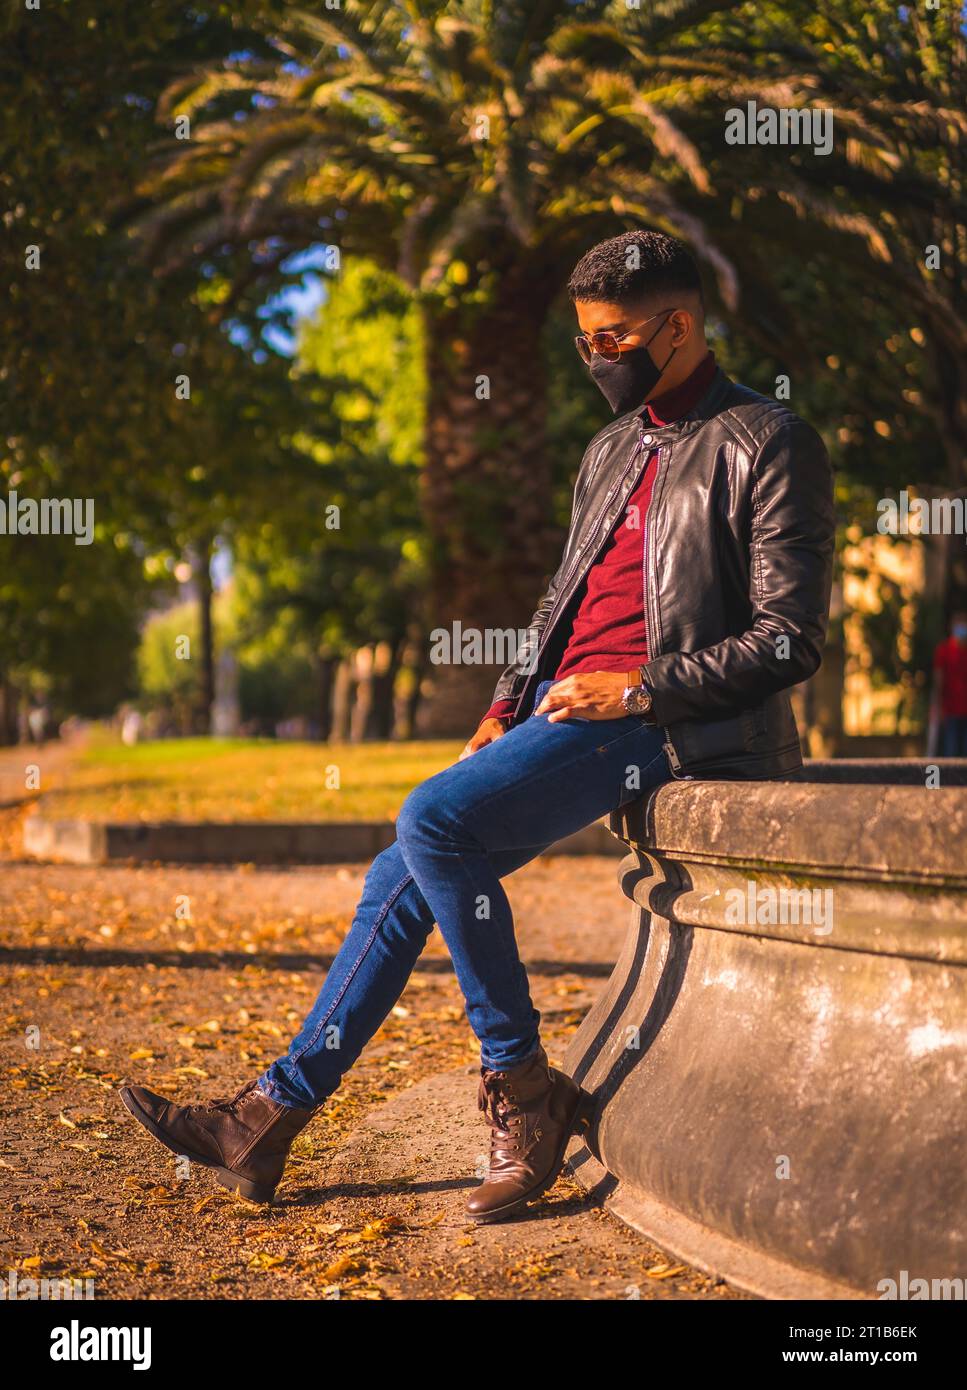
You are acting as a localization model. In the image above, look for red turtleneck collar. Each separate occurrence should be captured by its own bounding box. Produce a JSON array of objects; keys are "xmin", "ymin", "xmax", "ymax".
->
[{"xmin": 644, "ymin": 350, "xmax": 717, "ymax": 427}]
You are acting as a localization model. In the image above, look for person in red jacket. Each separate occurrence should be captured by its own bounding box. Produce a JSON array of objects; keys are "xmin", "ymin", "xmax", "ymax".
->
[{"xmin": 932, "ymin": 610, "xmax": 967, "ymax": 756}]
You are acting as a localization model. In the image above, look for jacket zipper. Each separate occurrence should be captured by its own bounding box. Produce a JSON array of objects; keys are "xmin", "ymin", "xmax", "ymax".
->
[
  {"xmin": 638, "ymin": 436, "xmax": 688, "ymax": 778},
  {"xmin": 642, "ymin": 444, "xmax": 663, "ymax": 666},
  {"xmin": 510, "ymin": 424, "xmax": 650, "ymax": 722},
  {"xmin": 663, "ymin": 737, "xmax": 683, "ymax": 773}
]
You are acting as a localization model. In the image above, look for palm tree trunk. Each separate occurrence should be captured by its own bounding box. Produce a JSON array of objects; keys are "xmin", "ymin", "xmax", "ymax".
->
[{"xmin": 415, "ymin": 264, "xmax": 560, "ymax": 736}]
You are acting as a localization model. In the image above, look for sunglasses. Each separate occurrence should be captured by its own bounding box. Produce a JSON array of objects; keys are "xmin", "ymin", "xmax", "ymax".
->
[{"xmin": 574, "ymin": 308, "xmax": 674, "ymax": 365}]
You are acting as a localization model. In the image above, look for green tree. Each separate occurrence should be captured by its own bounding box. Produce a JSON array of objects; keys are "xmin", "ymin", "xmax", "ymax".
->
[
  {"xmin": 1, "ymin": 0, "xmax": 327, "ymax": 734},
  {"xmin": 123, "ymin": 0, "xmax": 963, "ymax": 731},
  {"xmin": 137, "ymin": 600, "xmax": 203, "ymax": 734},
  {"xmin": 0, "ymin": 517, "xmax": 157, "ymax": 739},
  {"xmin": 232, "ymin": 260, "xmax": 426, "ymax": 737}
]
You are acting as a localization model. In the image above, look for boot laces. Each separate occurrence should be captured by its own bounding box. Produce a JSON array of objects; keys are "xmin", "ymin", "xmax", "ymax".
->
[
  {"xmin": 478, "ymin": 1071, "xmax": 522, "ymax": 1137},
  {"xmin": 201, "ymin": 1081, "xmax": 259, "ymax": 1114}
]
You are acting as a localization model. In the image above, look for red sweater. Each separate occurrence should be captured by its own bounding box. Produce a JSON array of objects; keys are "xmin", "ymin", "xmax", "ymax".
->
[{"xmin": 482, "ymin": 352, "xmax": 717, "ymax": 724}]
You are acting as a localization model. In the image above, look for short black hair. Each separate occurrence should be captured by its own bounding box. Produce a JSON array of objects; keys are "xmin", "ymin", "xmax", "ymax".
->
[{"xmin": 567, "ymin": 230, "xmax": 703, "ymax": 307}]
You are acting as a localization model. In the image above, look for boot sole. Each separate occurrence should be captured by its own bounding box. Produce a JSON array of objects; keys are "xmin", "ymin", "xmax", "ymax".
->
[
  {"xmin": 469, "ymin": 1086, "xmax": 595, "ymax": 1225},
  {"xmin": 118, "ymin": 1087, "xmax": 277, "ymax": 1204}
]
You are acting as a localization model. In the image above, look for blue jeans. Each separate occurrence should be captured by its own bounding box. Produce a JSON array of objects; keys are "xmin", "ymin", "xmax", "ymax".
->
[
  {"xmin": 259, "ymin": 678, "xmax": 674, "ymax": 1108},
  {"xmin": 942, "ymin": 715, "xmax": 967, "ymax": 757}
]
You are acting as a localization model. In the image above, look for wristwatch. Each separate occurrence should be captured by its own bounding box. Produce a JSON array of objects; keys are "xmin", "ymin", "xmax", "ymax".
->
[{"xmin": 621, "ymin": 666, "xmax": 655, "ymax": 719}]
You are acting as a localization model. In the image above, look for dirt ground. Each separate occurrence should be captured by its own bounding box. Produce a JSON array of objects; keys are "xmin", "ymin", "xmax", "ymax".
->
[{"xmin": 0, "ymin": 798, "xmax": 747, "ymax": 1301}]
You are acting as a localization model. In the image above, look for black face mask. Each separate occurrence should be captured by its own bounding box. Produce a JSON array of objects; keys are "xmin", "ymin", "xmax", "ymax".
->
[{"xmin": 587, "ymin": 313, "xmax": 677, "ymax": 416}]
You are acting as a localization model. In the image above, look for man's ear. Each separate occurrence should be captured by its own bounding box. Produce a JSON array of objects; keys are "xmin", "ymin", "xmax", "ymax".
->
[{"xmin": 667, "ymin": 308, "xmax": 694, "ymax": 346}]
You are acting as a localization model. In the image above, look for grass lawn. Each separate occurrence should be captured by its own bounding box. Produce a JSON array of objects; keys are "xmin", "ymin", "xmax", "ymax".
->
[{"xmin": 43, "ymin": 731, "xmax": 464, "ymax": 823}]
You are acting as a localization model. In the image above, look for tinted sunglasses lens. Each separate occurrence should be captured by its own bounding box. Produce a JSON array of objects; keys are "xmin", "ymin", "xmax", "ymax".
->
[{"xmin": 576, "ymin": 334, "xmax": 620, "ymax": 363}]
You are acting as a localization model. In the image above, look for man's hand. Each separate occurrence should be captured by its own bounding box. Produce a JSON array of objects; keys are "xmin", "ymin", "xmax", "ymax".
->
[
  {"xmin": 459, "ymin": 717, "xmax": 508, "ymax": 760},
  {"xmin": 534, "ymin": 671, "xmax": 636, "ymax": 722}
]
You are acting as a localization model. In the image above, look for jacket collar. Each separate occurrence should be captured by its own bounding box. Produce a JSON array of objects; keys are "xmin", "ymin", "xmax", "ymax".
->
[
  {"xmin": 644, "ymin": 351, "xmax": 718, "ymax": 426},
  {"xmin": 638, "ymin": 365, "xmax": 733, "ymax": 437}
]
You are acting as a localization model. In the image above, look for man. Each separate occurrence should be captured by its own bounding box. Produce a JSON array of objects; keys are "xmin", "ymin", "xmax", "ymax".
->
[
  {"xmin": 121, "ymin": 231, "xmax": 835, "ymax": 1223},
  {"xmin": 931, "ymin": 610, "xmax": 967, "ymax": 756}
]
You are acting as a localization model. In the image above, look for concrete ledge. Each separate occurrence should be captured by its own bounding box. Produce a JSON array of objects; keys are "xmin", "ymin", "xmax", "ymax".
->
[
  {"xmin": 22, "ymin": 816, "xmax": 107, "ymax": 864},
  {"xmin": 617, "ymin": 776, "xmax": 967, "ymax": 887},
  {"xmin": 566, "ymin": 763, "xmax": 967, "ymax": 1299},
  {"xmin": 789, "ymin": 757, "xmax": 967, "ymax": 785},
  {"xmin": 21, "ymin": 757, "xmax": 965, "ymax": 865},
  {"xmin": 566, "ymin": 1136, "xmax": 860, "ymax": 1301},
  {"xmin": 21, "ymin": 815, "xmax": 619, "ymax": 865}
]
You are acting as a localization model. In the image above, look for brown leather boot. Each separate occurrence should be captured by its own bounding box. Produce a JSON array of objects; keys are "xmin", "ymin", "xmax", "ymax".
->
[
  {"xmin": 466, "ymin": 1044, "xmax": 591, "ymax": 1223},
  {"xmin": 119, "ymin": 1079, "xmax": 316, "ymax": 1203}
]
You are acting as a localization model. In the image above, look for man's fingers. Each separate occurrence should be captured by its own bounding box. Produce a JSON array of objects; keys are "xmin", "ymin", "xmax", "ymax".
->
[
  {"xmin": 536, "ymin": 692, "xmax": 568, "ymax": 715},
  {"xmin": 461, "ymin": 728, "xmax": 502, "ymax": 759},
  {"xmin": 535, "ymin": 680, "xmax": 578, "ymax": 716}
]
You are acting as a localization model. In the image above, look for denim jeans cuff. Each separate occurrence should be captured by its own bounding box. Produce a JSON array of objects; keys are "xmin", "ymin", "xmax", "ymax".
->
[{"xmin": 480, "ymin": 1040, "xmax": 542, "ymax": 1072}]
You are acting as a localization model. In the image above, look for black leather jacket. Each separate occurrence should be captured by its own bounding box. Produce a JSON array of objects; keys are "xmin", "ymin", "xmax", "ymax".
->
[{"xmin": 489, "ymin": 366, "xmax": 836, "ymax": 779}]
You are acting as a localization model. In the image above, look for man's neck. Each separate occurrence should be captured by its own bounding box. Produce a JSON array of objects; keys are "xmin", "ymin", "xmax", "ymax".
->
[
  {"xmin": 644, "ymin": 349, "xmax": 716, "ymax": 426},
  {"xmin": 649, "ymin": 347, "xmax": 708, "ymax": 399}
]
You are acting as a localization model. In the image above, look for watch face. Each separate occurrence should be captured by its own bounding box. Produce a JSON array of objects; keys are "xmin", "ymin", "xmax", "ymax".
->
[{"xmin": 623, "ymin": 686, "xmax": 652, "ymax": 715}]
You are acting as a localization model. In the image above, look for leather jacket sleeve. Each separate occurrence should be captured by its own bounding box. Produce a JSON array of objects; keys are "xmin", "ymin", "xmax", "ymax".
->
[
  {"xmin": 484, "ymin": 558, "xmax": 563, "ymax": 713},
  {"xmin": 642, "ymin": 419, "xmax": 835, "ymax": 724}
]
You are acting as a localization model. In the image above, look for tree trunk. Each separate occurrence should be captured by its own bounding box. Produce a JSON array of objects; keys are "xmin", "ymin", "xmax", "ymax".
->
[
  {"xmin": 195, "ymin": 537, "xmax": 215, "ymax": 736},
  {"xmin": 805, "ymin": 642, "xmax": 846, "ymax": 756},
  {"xmin": 0, "ymin": 675, "xmax": 20, "ymax": 746},
  {"xmin": 315, "ymin": 651, "xmax": 336, "ymax": 742},
  {"xmin": 397, "ymin": 627, "xmax": 427, "ymax": 740},
  {"xmin": 415, "ymin": 260, "xmax": 561, "ymax": 736},
  {"xmin": 330, "ymin": 657, "xmax": 355, "ymax": 743},
  {"xmin": 806, "ymin": 579, "xmax": 846, "ymax": 756},
  {"xmin": 928, "ymin": 307, "xmax": 967, "ymax": 494},
  {"xmin": 350, "ymin": 646, "xmax": 375, "ymax": 743},
  {"xmin": 369, "ymin": 639, "xmax": 401, "ymax": 739}
]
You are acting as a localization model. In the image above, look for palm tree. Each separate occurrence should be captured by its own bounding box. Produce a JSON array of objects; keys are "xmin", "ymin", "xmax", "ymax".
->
[
  {"xmin": 576, "ymin": 0, "xmax": 966, "ymax": 472},
  {"xmin": 126, "ymin": 0, "xmax": 963, "ymax": 732}
]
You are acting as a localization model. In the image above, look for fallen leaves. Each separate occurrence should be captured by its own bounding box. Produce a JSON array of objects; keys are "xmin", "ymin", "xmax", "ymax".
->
[
  {"xmin": 84, "ymin": 1238, "xmax": 165, "ymax": 1276},
  {"xmin": 335, "ymin": 1216, "xmax": 405, "ymax": 1246},
  {"xmin": 644, "ymin": 1263, "xmax": 688, "ymax": 1279},
  {"xmin": 248, "ymin": 1251, "xmax": 288, "ymax": 1272},
  {"xmin": 320, "ymin": 1253, "xmax": 369, "ymax": 1281},
  {"xmin": 0, "ymin": 848, "xmax": 735, "ymax": 1303}
]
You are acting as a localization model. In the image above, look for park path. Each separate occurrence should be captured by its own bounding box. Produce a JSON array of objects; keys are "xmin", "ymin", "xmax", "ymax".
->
[
  {"xmin": 0, "ymin": 834, "xmax": 748, "ymax": 1300},
  {"xmin": 0, "ymin": 737, "xmax": 76, "ymax": 811}
]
